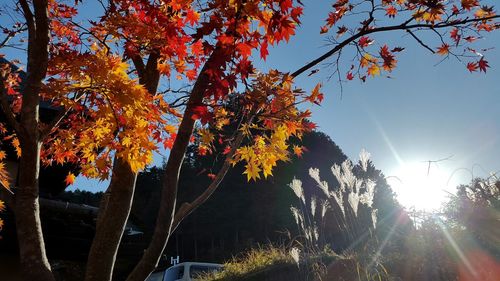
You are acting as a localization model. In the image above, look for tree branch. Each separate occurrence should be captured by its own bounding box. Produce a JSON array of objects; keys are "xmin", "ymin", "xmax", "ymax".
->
[
  {"xmin": 291, "ymin": 15, "xmax": 500, "ymax": 78},
  {"xmin": 406, "ymin": 29, "xmax": 435, "ymax": 54},
  {"xmin": 0, "ymin": 184, "xmax": 15, "ymax": 210},
  {"xmin": 39, "ymin": 106, "xmax": 71, "ymax": 140},
  {"xmin": 0, "ymin": 75, "xmax": 21, "ymax": 133},
  {"xmin": 172, "ymin": 129, "xmax": 246, "ymax": 229},
  {"xmin": 18, "ymin": 0, "xmax": 34, "ymax": 35}
]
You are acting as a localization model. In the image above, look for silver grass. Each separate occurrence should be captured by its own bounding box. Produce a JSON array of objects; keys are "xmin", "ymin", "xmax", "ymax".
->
[
  {"xmin": 310, "ymin": 196, "xmax": 317, "ymax": 218},
  {"xmin": 289, "ymin": 178, "xmax": 305, "ymax": 204},
  {"xmin": 321, "ymin": 199, "xmax": 329, "ymax": 218},
  {"xmin": 360, "ymin": 179, "xmax": 376, "ymax": 208},
  {"xmin": 341, "ymin": 160, "xmax": 356, "ymax": 189},
  {"xmin": 309, "ymin": 167, "xmax": 330, "ymax": 197},
  {"xmin": 331, "ymin": 164, "xmax": 342, "ymax": 184},
  {"xmin": 348, "ymin": 191, "xmax": 360, "ymax": 217},
  {"xmin": 313, "ymin": 225, "xmax": 319, "ymax": 242},
  {"xmin": 290, "ymin": 247, "xmax": 301, "ymax": 266},
  {"xmin": 371, "ymin": 209, "xmax": 378, "ymax": 229},
  {"xmin": 290, "ymin": 206, "xmax": 300, "ymax": 226},
  {"xmin": 359, "ymin": 148, "xmax": 371, "ymax": 172},
  {"xmin": 331, "ymin": 190, "xmax": 345, "ymax": 217}
]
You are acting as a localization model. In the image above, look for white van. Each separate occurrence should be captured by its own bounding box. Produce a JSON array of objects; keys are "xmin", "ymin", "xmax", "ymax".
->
[{"xmin": 147, "ymin": 262, "xmax": 223, "ymax": 281}]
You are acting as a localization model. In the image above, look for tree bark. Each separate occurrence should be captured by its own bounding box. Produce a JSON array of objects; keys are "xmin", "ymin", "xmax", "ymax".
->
[
  {"xmin": 15, "ymin": 138, "xmax": 54, "ymax": 281},
  {"xmin": 84, "ymin": 157, "xmax": 137, "ymax": 281},
  {"xmin": 14, "ymin": 1, "xmax": 54, "ymax": 280}
]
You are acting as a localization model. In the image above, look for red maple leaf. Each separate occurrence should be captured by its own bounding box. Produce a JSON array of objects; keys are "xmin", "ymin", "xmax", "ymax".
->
[
  {"xmin": 450, "ymin": 28, "xmax": 460, "ymax": 45},
  {"xmin": 467, "ymin": 62, "xmax": 478, "ymax": 72},
  {"xmin": 163, "ymin": 133, "xmax": 176, "ymax": 149},
  {"xmin": 191, "ymin": 106, "xmax": 213, "ymax": 124},
  {"xmin": 478, "ymin": 58, "xmax": 489, "ymax": 73},
  {"xmin": 346, "ymin": 72, "xmax": 354, "ymax": 80},
  {"xmin": 260, "ymin": 40, "xmax": 269, "ymax": 60},
  {"xmin": 464, "ymin": 36, "xmax": 478, "ymax": 43},
  {"xmin": 358, "ymin": 36, "xmax": 373, "ymax": 48},
  {"xmin": 185, "ymin": 9, "xmax": 200, "ymax": 26},
  {"xmin": 237, "ymin": 42, "xmax": 253, "ymax": 58},
  {"xmin": 461, "ymin": 0, "xmax": 479, "ymax": 11}
]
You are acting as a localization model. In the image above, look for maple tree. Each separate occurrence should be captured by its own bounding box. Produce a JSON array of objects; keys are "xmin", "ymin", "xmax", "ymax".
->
[{"xmin": 0, "ymin": 0, "xmax": 498, "ymax": 281}]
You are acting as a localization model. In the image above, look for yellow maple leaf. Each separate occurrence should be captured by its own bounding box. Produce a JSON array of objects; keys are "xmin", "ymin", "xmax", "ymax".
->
[
  {"xmin": 237, "ymin": 146, "xmax": 255, "ymax": 162},
  {"xmin": 261, "ymin": 163, "xmax": 273, "ymax": 178},
  {"xmin": 198, "ymin": 128, "xmax": 214, "ymax": 146},
  {"xmin": 360, "ymin": 54, "xmax": 375, "ymax": 68},
  {"xmin": 243, "ymin": 162, "xmax": 261, "ymax": 181},
  {"xmin": 367, "ymin": 64, "xmax": 381, "ymax": 77}
]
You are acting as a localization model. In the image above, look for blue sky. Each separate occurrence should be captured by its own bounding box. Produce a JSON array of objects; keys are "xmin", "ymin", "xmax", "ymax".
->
[
  {"xmin": 261, "ymin": 1, "xmax": 500, "ymax": 209},
  {"xmin": 2, "ymin": 1, "xmax": 499, "ymax": 209},
  {"xmin": 66, "ymin": 1, "xmax": 500, "ymax": 208}
]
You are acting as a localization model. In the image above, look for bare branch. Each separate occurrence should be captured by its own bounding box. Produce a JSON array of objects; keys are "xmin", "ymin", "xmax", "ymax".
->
[
  {"xmin": 0, "ymin": 183, "xmax": 15, "ymax": 209},
  {"xmin": 39, "ymin": 106, "xmax": 71, "ymax": 140},
  {"xmin": 173, "ymin": 128, "xmax": 246, "ymax": 228},
  {"xmin": 406, "ymin": 29, "xmax": 435, "ymax": 54}
]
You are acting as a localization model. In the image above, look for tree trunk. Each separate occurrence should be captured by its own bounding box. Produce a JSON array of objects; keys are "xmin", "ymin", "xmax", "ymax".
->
[
  {"xmin": 15, "ymin": 139, "xmax": 54, "ymax": 281},
  {"xmin": 125, "ymin": 50, "xmax": 217, "ymax": 281},
  {"xmin": 84, "ymin": 157, "xmax": 137, "ymax": 281},
  {"xmin": 14, "ymin": 1, "xmax": 53, "ymax": 280}
]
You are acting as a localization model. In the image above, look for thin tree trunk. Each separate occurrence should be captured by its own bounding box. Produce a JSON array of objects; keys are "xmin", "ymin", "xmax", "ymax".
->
[
  {"xmin": 126, "ymin": 50, "xmax": 216, "ymax": 281},
  {"xmin": 84, "ymin": 157, "xmax": 137, "ymax": 281},
  {"xmin": 84, "ymin": 52, "xmax": 159, "ymax": 281}
]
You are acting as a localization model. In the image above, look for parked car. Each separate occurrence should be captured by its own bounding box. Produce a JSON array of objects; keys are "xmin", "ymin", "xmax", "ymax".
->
[{"xmin": 147, "ymin": 262, "xmax": 223, "ymax": 281}]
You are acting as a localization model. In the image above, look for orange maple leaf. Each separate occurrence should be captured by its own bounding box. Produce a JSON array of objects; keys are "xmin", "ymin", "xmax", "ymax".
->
[
  {"xmin": 385, "ymin": 6, "xmax": 397, "ymax": 18},
  {"xmin": 293, "ymin": 145, "xmax": 304, "ymax": 158},
  {"xmin": 65, "ymin": 172, "xmax": 76, "ymax": 185},
  {"xmin": 436, "ymin": 44, "xmax": 450, "ymax": 56}
]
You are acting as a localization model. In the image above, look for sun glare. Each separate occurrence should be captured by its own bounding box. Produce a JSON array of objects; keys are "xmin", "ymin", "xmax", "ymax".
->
[{"xmin": 388, "ymin": 162, "xmax": 451, "ymax": 211}]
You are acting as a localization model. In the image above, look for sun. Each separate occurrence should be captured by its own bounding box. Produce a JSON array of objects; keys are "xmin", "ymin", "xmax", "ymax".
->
[{"xmin": 388, "ymin": 162, "xmax": 451, "ymax": 211}]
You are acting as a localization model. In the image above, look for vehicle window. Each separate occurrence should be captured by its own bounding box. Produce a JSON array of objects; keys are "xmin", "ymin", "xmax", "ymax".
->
[
  {"xmin": 189, "ymin": 265, "xmax": 222, "ymax": 279},
  {"xmin": 165, "ymin": 266, "xmax": 185, "ymax": 281},
  {"xmin": 146, "ymin": 272, "xmax": 164, "ymax": 281}
]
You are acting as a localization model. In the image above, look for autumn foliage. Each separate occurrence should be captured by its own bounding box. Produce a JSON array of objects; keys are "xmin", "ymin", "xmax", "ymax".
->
[{"xmin": 0, "ymin": 0, "xmax": 498, "ymax": 281}]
